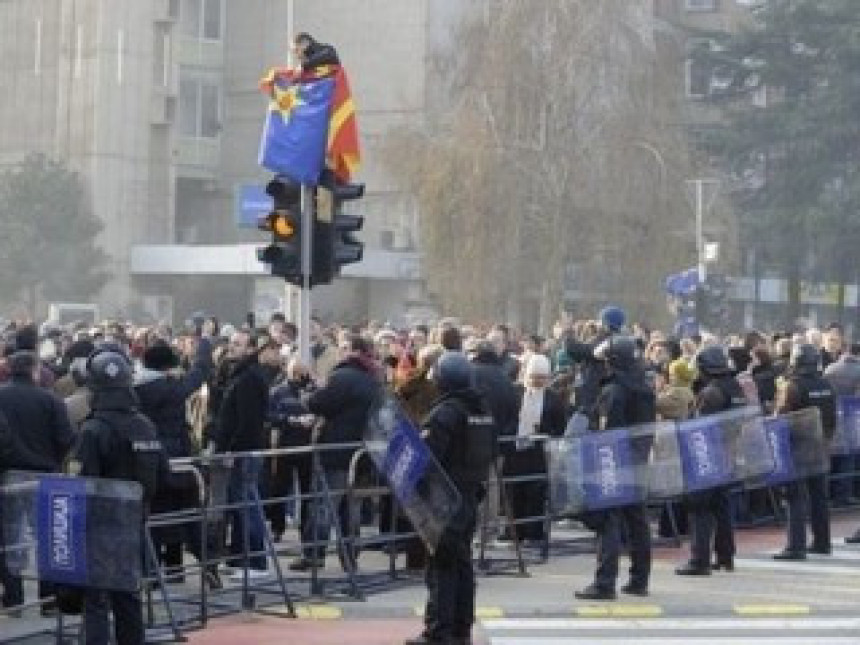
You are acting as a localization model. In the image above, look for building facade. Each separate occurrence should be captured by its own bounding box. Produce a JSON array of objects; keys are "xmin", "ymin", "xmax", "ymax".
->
[{"xmin": 0, "ymin": 0, "xmax": 440, "ymax": 326}]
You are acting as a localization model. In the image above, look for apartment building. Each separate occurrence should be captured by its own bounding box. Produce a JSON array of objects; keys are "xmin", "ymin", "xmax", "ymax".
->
[{"xmin": 0, "ymin": 0, "xmax": 442, "ymax": 325}]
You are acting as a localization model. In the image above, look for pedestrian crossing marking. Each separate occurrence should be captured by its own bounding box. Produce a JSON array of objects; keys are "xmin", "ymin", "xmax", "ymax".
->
[
  {"xmin": 733, "ymin": 604, "xmax": 810, "ymax": 616},
  {"xmin": 575, "ymin": 605, "xmax": 663, "ymax": 617}
]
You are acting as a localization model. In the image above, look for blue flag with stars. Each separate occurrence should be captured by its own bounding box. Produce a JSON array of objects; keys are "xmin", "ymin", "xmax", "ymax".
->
[{"xmin": 258, "ymin": 75, "xmax": 335, "ymax": 184}]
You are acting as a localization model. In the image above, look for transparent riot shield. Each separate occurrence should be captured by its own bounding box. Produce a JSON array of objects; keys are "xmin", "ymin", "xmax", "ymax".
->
[
  {"xmin": 1, "ymin": 472, "xmax": 143, "ymax": 592},
  {"xmin": 752, "ymin": 407, "xmax": 830, "ymax": 487},
  {"xmin": 831, "ymin": 396, "xmax": 860, "ymax": 455},
  {"xmin": 675, "ymin": 406, "xmax": 773, "ymax": 493},
  {"xmin": 545, "ymin": 422, "xmax": 664, "ymax": 515},
  {"xmin": 364, "ymin": 393, "xmax": 461, "ymax": 554}
]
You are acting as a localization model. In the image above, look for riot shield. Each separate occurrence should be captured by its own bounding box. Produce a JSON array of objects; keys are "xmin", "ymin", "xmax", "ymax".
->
[
  {"xmin": 545, "ymin": 422, "xmax": 665, "ymax": 515},
  {"xmin": 364, "ymin": 393, "xmax": 461, "ymax": 554},
  {"xmin": 752, "ymin": 407, "xmax": 829, "ymax": 487},
  {"xmin": 1, "ymin": 472, "xmax": 143, "ymax": 592},
  {"xmin": 675, "ymin": 406, "xmax": 773, "ymax": 493},
  {"xmin": 831, "ymin": 396, "xmax": 860, "ymax": 455}
]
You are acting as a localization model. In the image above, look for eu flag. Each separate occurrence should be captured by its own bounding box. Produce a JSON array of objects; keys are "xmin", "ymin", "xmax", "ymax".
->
[{"xmin": 258, "ymin": 75, "xmax": 335, "ymax": 184}]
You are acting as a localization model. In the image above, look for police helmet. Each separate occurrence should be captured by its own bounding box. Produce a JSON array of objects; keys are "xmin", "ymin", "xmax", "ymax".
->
[
  {"xmin": 595, "ymin": 335, "xmax": 637, "ymax": 370},
  {"xmin": 87, "ymin": 351, "xmax": 133, "ymax": 390},
  {"xmin": 695, "ymin": 345, "xmax": 730, "ymax": 376},
  {"xmin": 433, "ymin": 351, "xmax": 473, "ymax": 393},
  {"xmin": 790, "ymin": 343, "xmax": 820, "ymax": 372},
  {"xmin": 599, "ymin": 305, "xmax": 626, "ymax": 332}
]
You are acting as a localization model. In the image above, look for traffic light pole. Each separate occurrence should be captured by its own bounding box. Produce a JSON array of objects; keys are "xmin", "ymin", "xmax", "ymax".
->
[{"xmin": 298, "ymin": 184, "xmax": 313, "ymax": 364}]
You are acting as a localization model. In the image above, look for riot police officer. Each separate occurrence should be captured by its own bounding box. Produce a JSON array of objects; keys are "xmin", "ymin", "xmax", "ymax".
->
[
  {"xmin": 575, "ymin": 336, "xmax": 655, "ymax": 600},
  {"xmin": 406, "ymin": 352, "xmax": 494, "ymax": 645},
  {"xmin": 676, "ymin": 345, "xmax": 748, "ymax": 576},
  {"xmin": 773, "ymin": 343, "xmax": 836, "ymax": 560},
  {"xmin": 69, "ymin": 349, "xmax": 167, "ymax": 645}
]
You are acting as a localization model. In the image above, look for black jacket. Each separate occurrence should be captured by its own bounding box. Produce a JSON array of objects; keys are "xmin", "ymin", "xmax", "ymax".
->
[
  {"xmin": 0, "ymin": 407, "xmax": 55, "ymax": 472},
  {"xmin": 135, "ymin": 338, "xmax": 212, "ymax": 459},
  {"xmin": 215, "ymin": 355, "xmax": 272, "ymax": 453},
  {"xmin": 597, "ymin": 363, "xmax": 656, "ymax": 430},
  {"xmin": 776, "ymin": 368, "xmax": 837, "ymax": 440},
  {"xmin": 306, "ymin": 355, "xmax": 380, "ymax": 469},
  {"xmin": 72, "ymin": 388, "xmax": 168, "ymax": 504},
  {"xmin": 0, "ymin": 376, "xmax": 74, "ymax": 472},
  {"xmin": 504, "ymin": 386, "xmax": 568, "ymax": 476},
  {"xmin": 564, "ymin": 332, "xmax": 612, "ymax": 422},
  {"xmin": 471, "ymin": 351, "xmax": 520, "ymax": 439},
  {"xmin": 695, "ymin": 373, "xmax": 747, "ymax": 416},
  {"xmin": 422, "ymin": 388, "xmax": 495, "ymax": 490},
  {"xmin": 270, "ymin": 380, "xmax": 312, "ymax": 450},
  {"xmin": 751, "ymin": 363, "xmax": 778, "ymax": 412}
]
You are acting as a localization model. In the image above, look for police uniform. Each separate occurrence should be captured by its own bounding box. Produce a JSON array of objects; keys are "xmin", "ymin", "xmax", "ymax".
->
[
  {"xmin": 575, "ymin": 336, "xmax": 655, "ymax": 600},
  {"xmin": 774, "ymin": 344, "xmax": 836, "ymax": 559},
  {"xmin": 68, "ymin": 350, "xmax": 167, "ymax": 645},
  {"xmin": 676, "ymin": 346, "xmax": 747, "ymax": 576},
  {"xmin": 407, "ymin": 352, "xmax": 494, "ymax": 645}
]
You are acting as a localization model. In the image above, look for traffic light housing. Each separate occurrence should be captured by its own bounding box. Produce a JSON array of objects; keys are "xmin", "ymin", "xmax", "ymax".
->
[
  {"xmin": 257, "ymin": 178, "xmax": 303, "ymax": 286},
  {"xmin": 313, "ymin": 179, "xmax": 365, "ymax": 286}
]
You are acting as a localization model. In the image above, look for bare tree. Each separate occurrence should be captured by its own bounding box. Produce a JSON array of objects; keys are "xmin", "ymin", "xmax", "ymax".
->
[{"xmin": 384, "ymin": 0, "xmax": 700, "ymax": 330}]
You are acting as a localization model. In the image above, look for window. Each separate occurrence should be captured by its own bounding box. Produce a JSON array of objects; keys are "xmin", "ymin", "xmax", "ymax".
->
[
  {"xmin": 180, "ymin": 0, "xmax": 222, "ymax": 40},
  {"xmin": 685, "ymin": 38, "xmax": 713, "ymax": 99},
  {"xmin": 685, "ymin": 0, "xmax": 717, "ymax": 10},
  {"xmin": 179, "ymin": 72, "xmax": 221, "ymax": 137},
  {"xmin": 685, "ymin": 59, "xmax": 710, "ymax": 98}
]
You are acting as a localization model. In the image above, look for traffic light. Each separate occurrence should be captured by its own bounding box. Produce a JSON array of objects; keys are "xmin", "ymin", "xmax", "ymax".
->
[
  {"xmin": 331, "ymin": 180, "xmax": 365, "ymax": 271},
  {"xmin": 257, "ymin": 178, "xmax": 303, "ymax": 286},
  {"xmin": 313, "ymin": 179, "xmax": 365, "ymax": 286}
]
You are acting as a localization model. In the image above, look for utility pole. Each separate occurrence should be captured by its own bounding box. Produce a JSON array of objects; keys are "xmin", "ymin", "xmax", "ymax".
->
[
  {"xmin": 686, "ymin": 178, "xmax": 720, "ymax": 283},
  {"xmin": 298, "ymin": 184, "xmax": 313, "ymax": 364}
]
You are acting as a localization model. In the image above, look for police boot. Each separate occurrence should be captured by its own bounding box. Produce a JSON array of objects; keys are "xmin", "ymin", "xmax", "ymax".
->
[
  {"xmin": 574, "ymin": 584, "xmax": 616, "ymax": 601},
  {"xmin": 404, "ymin": 635, "xmax": 467, "ymax": 645},
  {"xmin": 675, "ymin": 562, "xmax": 711, "ymax": 576}
]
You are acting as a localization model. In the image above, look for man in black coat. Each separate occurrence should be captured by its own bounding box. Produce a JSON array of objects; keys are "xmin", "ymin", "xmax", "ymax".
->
[
  {"xmin": 135, "ymin": 334, "xmax": 213, "ymax": 583},
  {"xmin": 292, "ymin": 335, "xmax": 380, "ymax": 571},
  {"xmin": 0, "ymin": 351, "xmax": 74, "ymax": 610},
  {"xmin": 215, "ymin": 332, "xmax": 282, "ymax": 577}
]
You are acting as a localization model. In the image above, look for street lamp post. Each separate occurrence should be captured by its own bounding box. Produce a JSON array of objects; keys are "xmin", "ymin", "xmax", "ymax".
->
[{"xmin": 686, "ymin": 178, "xmax": 720, "ymax": 283}]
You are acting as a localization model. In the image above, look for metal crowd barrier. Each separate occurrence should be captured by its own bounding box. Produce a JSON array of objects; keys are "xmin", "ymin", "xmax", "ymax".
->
[{"xmin": 3, "ymin": 411, "xmax": 860, "ymax": 643}]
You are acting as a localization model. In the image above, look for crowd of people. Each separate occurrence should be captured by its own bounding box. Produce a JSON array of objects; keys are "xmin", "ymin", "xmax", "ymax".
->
[{"xmin": 0, "ymin": 308, "xmax": 859, "ymax": 644}]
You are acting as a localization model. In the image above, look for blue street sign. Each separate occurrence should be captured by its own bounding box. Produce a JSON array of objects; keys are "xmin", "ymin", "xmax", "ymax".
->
[{"xmin": 235, "ymin": 184, "xmax": 273, "ymax": 228}]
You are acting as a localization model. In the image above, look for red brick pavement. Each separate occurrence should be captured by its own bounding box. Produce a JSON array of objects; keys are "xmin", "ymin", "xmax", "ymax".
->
[{"xmin": 186, "ymin": 617, "xmax": 489, "ymax": 645}]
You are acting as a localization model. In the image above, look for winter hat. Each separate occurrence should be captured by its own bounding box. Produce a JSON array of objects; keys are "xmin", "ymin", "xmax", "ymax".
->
[
  {"xmin": 668, "ymin": 358, "xmax": 695, "ymax": 388},
  {"xmin": 599, "ymin": 306, "xmax": 626, "ymax": 332},
  {"xmin": 143, "ymin": 341, "xmax": 180, "ymax": 371},
  {"xmin": 14, "ymin": 324, "xmax": 38, "ymax": 352},
  {"xmin": 524, "ymin": 354, "xmax": 551, "ymax": 378},
  {"xmin": 65, "ymin": 339, "xmax": 96, "ymax": 362}
]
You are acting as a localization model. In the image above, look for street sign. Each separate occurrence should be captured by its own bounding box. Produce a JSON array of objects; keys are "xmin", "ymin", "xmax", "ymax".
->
[{"xmin": 235, "ymin": 184, "xmax": 273, "ymax": 228}]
